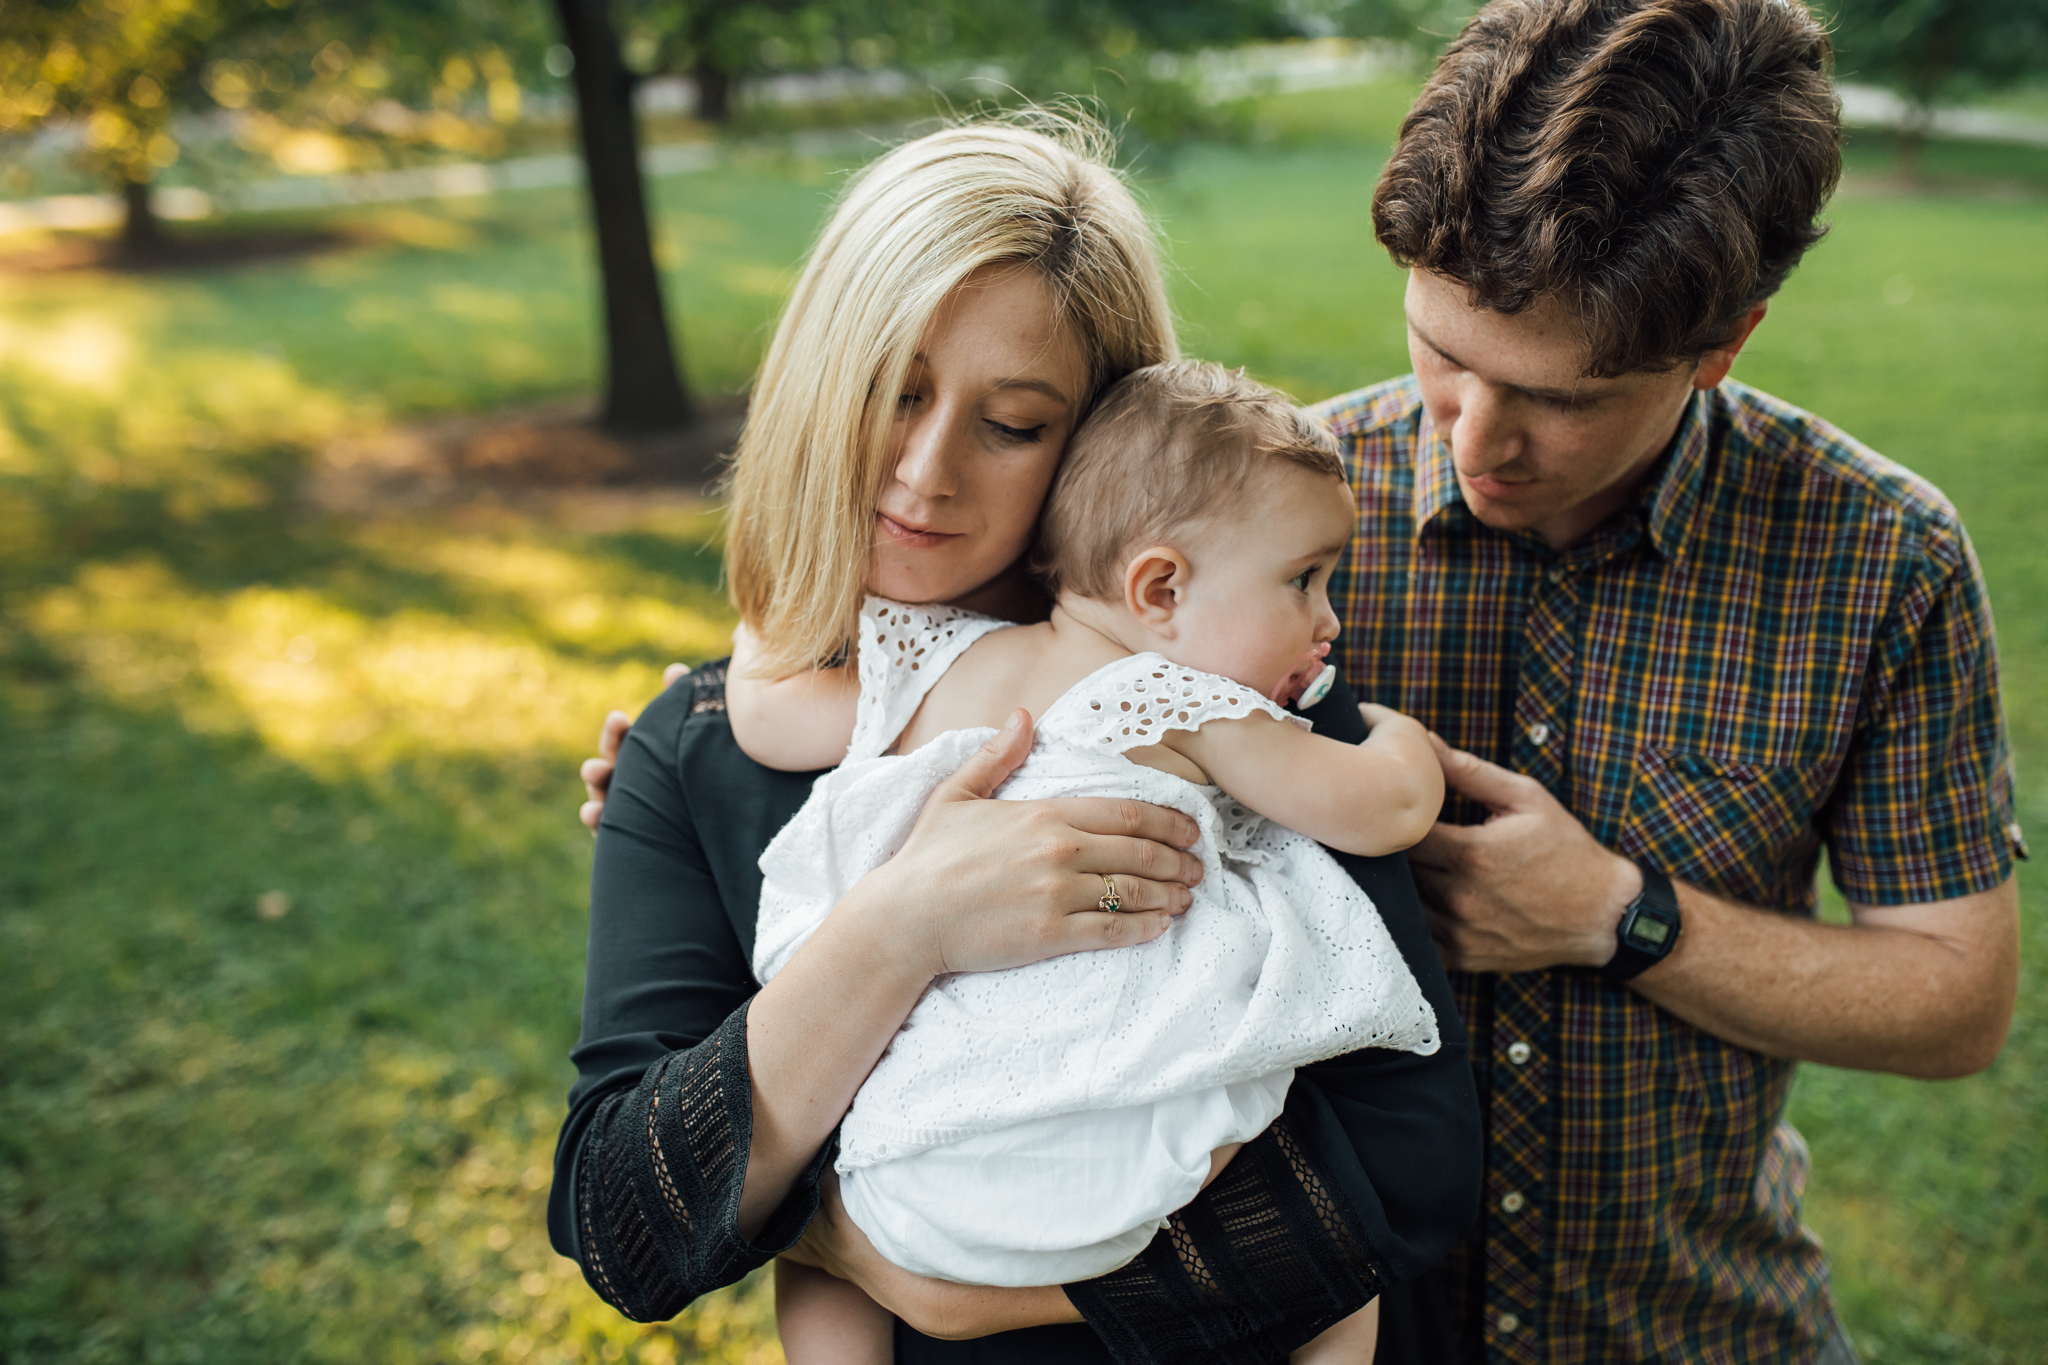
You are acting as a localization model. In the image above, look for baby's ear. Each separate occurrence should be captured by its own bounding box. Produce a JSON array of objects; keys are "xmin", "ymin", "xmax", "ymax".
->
[{"xmin": 1124, "ymin": 546, "xmax": 1190, "ymax": 631}]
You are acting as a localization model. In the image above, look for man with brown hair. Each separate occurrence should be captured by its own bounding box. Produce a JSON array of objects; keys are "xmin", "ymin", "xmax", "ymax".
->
[{"xmin": 1319, "ymin": 0, "xmax": 2025, "ymax": 1359}]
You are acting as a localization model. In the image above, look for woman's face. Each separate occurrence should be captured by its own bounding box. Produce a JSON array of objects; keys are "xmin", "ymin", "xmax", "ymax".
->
[{"xmin": 868, "ymin": 265, "xmax": 1092, "ymax": 606}]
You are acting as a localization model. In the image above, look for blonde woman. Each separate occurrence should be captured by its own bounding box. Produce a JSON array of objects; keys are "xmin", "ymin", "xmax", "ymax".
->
[{"xmin": 554, "ymin": 119, "xmax": 1480, "ymax": 1363}]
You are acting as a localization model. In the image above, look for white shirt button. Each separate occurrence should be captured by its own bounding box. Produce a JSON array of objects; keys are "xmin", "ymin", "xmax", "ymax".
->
[
  {"xmin": 1506, "ymin": 1040, "xmax": 1532, "ymax": 1065},
  {"xmin": 1547, "ymin": 565, "xmax": 1565, "ymax": 584},
  {"xmin": 1527, "ymin": 722, "xmax": 1551, "ymax": 745},
  {"xmin": 1497, "ymin": 1312, "xmax": 1521, "ymax": 1333},
  {"xmin": 1501, "ymin": 1190, "xmax": 1526, "ymax": 1213}
]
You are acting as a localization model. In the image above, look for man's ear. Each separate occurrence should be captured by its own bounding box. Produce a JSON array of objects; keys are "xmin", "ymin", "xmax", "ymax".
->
[
  {"xmin": 1124, "ymin": 546, "xmax": 1190, "ymax": 634},
  {"xmin": 1693, "ymin": 302, "xmax": 1769, "ymax": 391}
]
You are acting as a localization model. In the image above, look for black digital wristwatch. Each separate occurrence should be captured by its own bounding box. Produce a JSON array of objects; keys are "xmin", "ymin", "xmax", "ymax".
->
[{"xmin": 1603, "ymin": 862, "xmax": 1682, "ymax": 980}]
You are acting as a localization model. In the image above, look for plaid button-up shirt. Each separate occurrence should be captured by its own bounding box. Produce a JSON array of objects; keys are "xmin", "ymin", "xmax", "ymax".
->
[{"xmin": 1315, "ymin": 376, "xmax": 2021, "ymax": 1364}]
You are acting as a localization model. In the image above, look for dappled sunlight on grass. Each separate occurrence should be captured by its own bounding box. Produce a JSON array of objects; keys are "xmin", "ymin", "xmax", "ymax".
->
[{"xmin": 21, "ymin": 512, "xmax": 733, "ymax": 777}]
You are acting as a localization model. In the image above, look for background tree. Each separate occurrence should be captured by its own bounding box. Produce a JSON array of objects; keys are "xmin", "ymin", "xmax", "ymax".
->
[
  {"xmin": 1826, "ymin": 0, "xmax": 2048, "ymax": 171},
  {"xmin": 549, "ymin": 0, "xmax": 693, "ymax": 430},
  {"xmin": 0, "ymin": 0, "xmax": 289, "ymax": 258}
]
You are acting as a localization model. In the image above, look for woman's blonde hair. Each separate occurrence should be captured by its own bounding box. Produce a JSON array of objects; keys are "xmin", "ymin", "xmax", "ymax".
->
[{"xmin": 724, "ymin": 112, "xmax": 1177, "ymax": 677}]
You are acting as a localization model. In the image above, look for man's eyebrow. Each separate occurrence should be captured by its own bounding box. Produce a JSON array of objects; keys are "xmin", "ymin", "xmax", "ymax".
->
[
  {"xmin": 1405, "ymin": 314, "xmax": 1597, "ymax": 403},
  {"xmin": 909, "ymin": 352, "xmax": 1071, "ymax": 408}
]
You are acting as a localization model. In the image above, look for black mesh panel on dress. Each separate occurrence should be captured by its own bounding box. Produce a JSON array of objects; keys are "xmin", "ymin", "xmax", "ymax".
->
[
  {"xmin": 573, "ymin": 1000, "xmax": 828, "ymax": 1321},
  {"xmin": 1066, "ymin": 1115, "xmax": 1387, "ymax": 1364}
]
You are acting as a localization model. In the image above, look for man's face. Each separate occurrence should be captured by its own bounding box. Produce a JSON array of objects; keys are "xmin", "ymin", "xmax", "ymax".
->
[{"xmin": 1405, "ymin": 270, "xmax": 1747, "ymax": 549}]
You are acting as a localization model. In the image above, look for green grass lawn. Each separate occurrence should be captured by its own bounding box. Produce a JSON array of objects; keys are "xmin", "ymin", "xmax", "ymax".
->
[{"xmin": 2, "ymin": 79, "xmax": 2044, "ymax": 1363}]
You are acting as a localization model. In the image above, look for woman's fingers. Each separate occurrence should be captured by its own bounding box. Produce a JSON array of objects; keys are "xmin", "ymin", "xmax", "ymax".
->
[
  {"xmin": 1050, "ymin": 909, "xmax": 1177, "ymax": 953},
  {"xmin": 1072, "ymin": 832, "xmax": 1204, "ymax": 891},
  {"xmin": 1075, "ymin": 873, "xmax": 1191, "ymax": 915},
  {"xmin": 1051, "ymin": 795, "xmax": 1201, "ymax": 851},
  {"xmin": 930, "ymin": 709, "xmax": 1034, "ymax": 803}
]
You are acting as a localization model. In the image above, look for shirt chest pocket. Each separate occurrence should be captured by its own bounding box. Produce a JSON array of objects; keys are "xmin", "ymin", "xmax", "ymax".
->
[{"xmin": 1620, "ymin": 747, "xmax": 1840, "ymax": 908}]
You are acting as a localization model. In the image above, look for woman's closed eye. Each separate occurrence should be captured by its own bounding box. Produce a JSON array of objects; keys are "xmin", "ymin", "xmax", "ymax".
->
[{"xmin": 984, "ymin": 418, "xmax": 1046, "ymax": 444}]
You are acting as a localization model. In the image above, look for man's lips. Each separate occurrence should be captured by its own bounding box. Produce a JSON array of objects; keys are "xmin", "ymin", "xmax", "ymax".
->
[
  {"xmin": 875, "ymin": 511, "xmax": 960, "ymax": 549},
  {"xmin": 1459, "ymin": 471, "xmax": 1539, "ymax": 500}
]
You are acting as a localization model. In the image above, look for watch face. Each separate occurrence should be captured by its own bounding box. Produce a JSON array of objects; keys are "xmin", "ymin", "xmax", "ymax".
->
[{"xmin": 1628, "ymin": 914, "xmax": 1674, "ymax": 949}]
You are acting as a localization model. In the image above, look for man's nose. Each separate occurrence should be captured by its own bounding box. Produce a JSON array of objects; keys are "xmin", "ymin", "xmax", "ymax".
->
[
  {"xmin": 893, "ymin": 404, "xmax": 962, "ymax": 499},
  {"xmin": 1451, "ymin": 380, "xmax": 1522, "ymax": 475}
]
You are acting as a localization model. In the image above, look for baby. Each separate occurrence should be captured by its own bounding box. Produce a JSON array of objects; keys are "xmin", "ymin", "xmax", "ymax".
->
[{"xmin": 729, "ymin": 360, "xmax": 1444, "ymax": 1362}]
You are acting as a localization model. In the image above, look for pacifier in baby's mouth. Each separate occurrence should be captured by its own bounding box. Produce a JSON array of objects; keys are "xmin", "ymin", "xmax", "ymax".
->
[
  {"xmin": 1273, "ymin": 642, "xmax": 1335, "ymax": 709},
  {"xmin": 1297, "ymin": 663, "xmax": 1338, "ymax": 710}
]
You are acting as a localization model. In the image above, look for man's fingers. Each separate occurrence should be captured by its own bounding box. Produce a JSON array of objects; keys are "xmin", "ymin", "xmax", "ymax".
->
[
  {"xmin": 597, "ymin": 711, "xmax": 631, "ymax": 763},
  {"xmin": 1052, "ymin": 796, "xmax": 1202, "ymax": 851},
  {"xmin": 932, "ymin": 709, "xmax": 1034, "ymax": 803},
  {"xmin": 662, "ymin": 663, "xmax": 692, "ymax": 689},
  {"xmin": 1428, "ymin": 733, "xmax": 1535, "ymax": 810},
  {"xmin": 580, "ymin": 756, "xmax": 615, "ymax": 793},
  {"xmin": 1074, "ymin": 873, "xmax": 1193, "ymax": 915},
  {"xmin": 1408, "ymin": 820, "xmax": 1471, "ymax": 869},
  {"xmin": 580, "ymin": 799, "xmax": 603, "ymax": 832}
]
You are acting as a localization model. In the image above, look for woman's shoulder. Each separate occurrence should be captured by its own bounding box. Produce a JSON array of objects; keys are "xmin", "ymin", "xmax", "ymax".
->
[{"xmin": 623, "ymin": 659, "xmax": 745, "ymax": 776}]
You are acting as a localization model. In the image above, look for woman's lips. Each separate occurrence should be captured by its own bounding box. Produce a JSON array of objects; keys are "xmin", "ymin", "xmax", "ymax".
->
[{"xmin": 875, "ymin": 511, "xmax": 958, "ymax": 549}]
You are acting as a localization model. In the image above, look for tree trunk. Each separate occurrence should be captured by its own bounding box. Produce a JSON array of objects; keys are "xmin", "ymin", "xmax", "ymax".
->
[
  {"xmin": 118, "ymin": 179, "xmax": 167, "ymax": 262},
  {"xmin": 694, "ymin": 57, "xmax": 733, "ymax": 123},
  {"xmin": 550, "ymin": 0, "xmax": 693, "ymax": 432}
]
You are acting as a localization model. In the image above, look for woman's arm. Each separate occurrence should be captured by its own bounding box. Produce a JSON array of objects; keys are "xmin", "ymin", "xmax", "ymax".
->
[
  {"xmin": 1174, "ymin": 702, "xmax": 1444, "ymax": 856},
  {"xmin": 554, "ymin": 671, "xmax": 1208, "ymax": 1320}
]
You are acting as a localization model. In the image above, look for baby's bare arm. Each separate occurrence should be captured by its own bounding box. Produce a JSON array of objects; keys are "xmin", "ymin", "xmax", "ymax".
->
[
  {"xmin": 1175, "ymin": 704, "xmax": 1444, "ymax": 856},
  {"xmin": 1291, "ymin": 1298, "xmax": 1379, "ymax": 1363},
  {"xmin": 726, "ymin": 624, "xmax": 860, "ymax": 772},
  {"xmin": 775, "ymin": 1259, "xmax": 894, "ymax": 1365}
]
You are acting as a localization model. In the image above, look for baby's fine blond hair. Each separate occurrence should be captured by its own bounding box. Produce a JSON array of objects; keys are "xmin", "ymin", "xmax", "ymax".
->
[{"xmin": 1033, "ymin": 360, "xmax": 1345, "ymax": 601}]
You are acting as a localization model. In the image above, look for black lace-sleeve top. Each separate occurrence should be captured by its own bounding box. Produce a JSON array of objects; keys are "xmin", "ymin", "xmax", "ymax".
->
[{"xmin": 548, "ymin": 661, "xmax": 1481, "ymax": 1363}]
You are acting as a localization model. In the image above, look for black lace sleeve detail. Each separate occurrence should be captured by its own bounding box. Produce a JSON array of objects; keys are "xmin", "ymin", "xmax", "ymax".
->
[
  {"xmin": 1065, "ymin": 1114, "xmax": 1385, "ymax": 1364},
  {"xmin": 572, "ymin": 1000, "xmax": 832, "ymax": 1321}
]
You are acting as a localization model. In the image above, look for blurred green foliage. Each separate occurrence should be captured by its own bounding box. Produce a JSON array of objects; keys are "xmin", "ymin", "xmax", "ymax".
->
[
  {"xmin": 1825, "ymin": 0, "xmax": 2048, "ymax": 116},
  {"xmin": 1, "ymin": 75, "xmax": 2045, "ymax": 1365}
]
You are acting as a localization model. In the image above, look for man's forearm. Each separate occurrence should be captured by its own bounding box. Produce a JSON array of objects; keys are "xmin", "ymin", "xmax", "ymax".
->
[{"xmin": 1629, "ymin": 876, "xmax": 2019, "ymax": 1079}]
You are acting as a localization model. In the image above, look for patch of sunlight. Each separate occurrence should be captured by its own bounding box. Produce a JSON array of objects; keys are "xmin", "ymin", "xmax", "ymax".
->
[
  {"xmin": 24, "ymin": 549, "xmax": 731, "ymax": 774},
  {"xmin": 0, "ymin": 311, "xmax": 135, "ymax": 393},
  {"xmin": 723, "ymin": 263, "xmax": 794, "ymax": 298},
  {"xmin": 406, "ymin": 534, "xmax": 734, "ymax": 656},
  {"xmin": 432, "ymin": 282, "xmax": 530, "ymax": 325},
  {"xmin": 369, "ymin": 207, "xmax": 481, "ymax": 252}
]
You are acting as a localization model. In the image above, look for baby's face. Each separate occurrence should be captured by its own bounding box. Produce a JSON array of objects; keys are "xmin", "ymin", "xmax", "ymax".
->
[{"xmin": 1165, "ymin": 464, "xmax": 1354, "ymax": 699}]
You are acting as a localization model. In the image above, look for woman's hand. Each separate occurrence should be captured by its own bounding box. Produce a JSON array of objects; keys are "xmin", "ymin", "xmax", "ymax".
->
[
  {"xmin": 578, "ymin": 663, "xmax": 693, "ymax": 831},
  {"xmin": 739, "ymin": 709, "xmax": 1204, "ymax": 1236},
  {"xmin": 789, "ymin": 1174, "xmax": 1083, "ymax": 1339},
  {"xmin": 856, "ymin": 709, "xmax": 1205, "ymax": 981}
]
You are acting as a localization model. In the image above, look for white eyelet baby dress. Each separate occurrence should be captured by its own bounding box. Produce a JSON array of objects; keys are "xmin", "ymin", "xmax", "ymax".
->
[{"xmin": 753, "ymin": 597, "xmax": 1439, "ymax": 1286}]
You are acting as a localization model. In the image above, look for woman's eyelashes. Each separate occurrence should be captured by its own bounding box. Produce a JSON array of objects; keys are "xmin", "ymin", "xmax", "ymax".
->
[{"xmin": 984, "ymin": 418, "xmax": 1046, "ymax": 444}]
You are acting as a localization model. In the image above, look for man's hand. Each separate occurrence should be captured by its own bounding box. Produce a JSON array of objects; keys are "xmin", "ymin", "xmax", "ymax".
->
[
  {"xmin": 1409, "ymin": 734, "xmax": 1639, "ymax": 973},
  {"xmin": 578, "ymin": 663, "xmax": 692, "ymax": 831}
]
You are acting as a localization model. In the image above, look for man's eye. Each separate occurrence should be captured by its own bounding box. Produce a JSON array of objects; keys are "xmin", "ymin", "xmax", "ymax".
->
[
  {"xmin": 986, "ymin": 420, "xmax": 1045, "ymax": 443},
  {"xmin": 1542, "ymin": 393, "xmax": 1595, "ymax": 413}
]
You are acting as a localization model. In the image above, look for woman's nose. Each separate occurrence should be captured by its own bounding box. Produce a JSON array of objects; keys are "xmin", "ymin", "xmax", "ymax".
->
[
  {"xmin": 1450, "ymin": 380, "xmax": 1522, "ymax": 475},
  {"xmin": 892, "ymin": 406, "xmax": 962, "ymax": 500}
]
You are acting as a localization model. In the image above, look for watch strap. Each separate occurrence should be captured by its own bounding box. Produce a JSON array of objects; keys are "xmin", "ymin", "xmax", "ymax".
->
[{"xmin": 1604, "ymin": 861, "xmax": 1680, "ymax": 981}]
